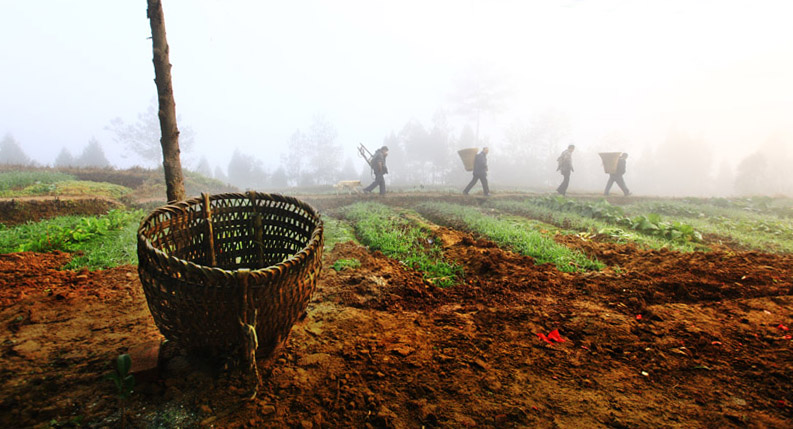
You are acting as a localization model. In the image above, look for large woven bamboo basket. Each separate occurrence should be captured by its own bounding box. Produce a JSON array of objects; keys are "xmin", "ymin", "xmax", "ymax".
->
[
  {"xmin": 137, "ymin": 192, "xmax": 324, "ymax": 358},
  {"xmin": 599, "ymin": 152, "xmax": 622, "ymax": 174},
  {"xmin": 457, "ymin": 148, "xmax": 478, "ymax": 171}
]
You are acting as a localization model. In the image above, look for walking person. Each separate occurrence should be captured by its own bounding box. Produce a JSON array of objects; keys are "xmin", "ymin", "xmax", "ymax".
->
[
  {"xmin": 604, "ymin": 152, "xmax": 631, "ymax": 196},
  {"xmin": 363, "ymin": 146, "xmax": 389, "ymax": 195},
  {"xmin": 463, "ymin": 147, "xmax": 490, "ymax": 196},
  {"xmin": 556, "ymin": 144, "xmax": 575, "ymax": 196}
]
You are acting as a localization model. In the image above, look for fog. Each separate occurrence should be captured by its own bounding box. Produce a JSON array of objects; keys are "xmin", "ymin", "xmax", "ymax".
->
[{"xmin": 1, "ymin": 0, "xmax": 792, "ymax": 197}]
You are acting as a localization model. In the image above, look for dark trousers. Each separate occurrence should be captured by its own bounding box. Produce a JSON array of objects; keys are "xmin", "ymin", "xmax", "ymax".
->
[
  {"xmin": 364, "ymin": 174, "xmax": 386, "ymax": 195},
  {"xmin": 556, "ymin": 171, "xmax": 571, "ymax": 195},
  {"xmin": 604, "ymin": 174, "xmax": 630, "ymax": 196},
  {"xmin": 463, "ymin": 174, "xmax": 489, "ymax": 196}
]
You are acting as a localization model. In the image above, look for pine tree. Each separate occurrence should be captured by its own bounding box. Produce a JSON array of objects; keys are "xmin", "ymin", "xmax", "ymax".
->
[
  {"xmin": 213, "ymin": 165, "xmax": 228, "ymax": 184},
  {"xmin": 54, "ymin": 147, "xmax": 76, "ymax": 168},
  {"xmin": 196, "ymin": 156, "xmax": 212, "ymax": 178},
  {"xmin": 0, "ymin": 134, "xmax": 32, "ymax": 165},
  {"xmin": 77, "ymin": 138, "xmax": 111, "ymax": 168}
]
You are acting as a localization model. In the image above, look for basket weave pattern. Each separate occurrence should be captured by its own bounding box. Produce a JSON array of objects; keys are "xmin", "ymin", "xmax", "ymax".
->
[
  {"xmin": 137, "ymin": 192, "xmax": 324, "ymax": 356},
  {"xmin": 457, "ymin": 148, "xmax": 478, "ymax": 172},
  {"xmin": 599, "ymin": 152, "xmax": 622, "ymax": 174}
]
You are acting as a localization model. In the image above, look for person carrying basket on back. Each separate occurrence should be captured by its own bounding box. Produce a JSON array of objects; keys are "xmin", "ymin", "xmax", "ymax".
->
[
  {"xmin": 604, "ymin": 152, "xmax": 631, "ymax": 196},
  {"xmin": 463, "ymin": 147, "xmax": 489, "ymax": 196}
]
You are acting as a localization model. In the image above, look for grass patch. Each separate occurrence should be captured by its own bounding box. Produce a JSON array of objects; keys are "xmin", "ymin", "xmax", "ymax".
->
[
  {"xmin": 341, "ymin": 202, "xmax": 463, "ymax": 287},
  {"xmin": 416, "ymin": 202, "xmax": 603, "ymax": 272},
  {"xmin": 331, "ymin": 258, "xmax": 361, "ymax": 271},
  {"xmin": 0, "ymin": 170, "xmax": 75, "ymax": 191},
  {"xmin": 64, "ymin": 219, "xmax": 140, "ymax": 269},
  {"xmin": 323, "ymin": 216, "xmax": 359, "ymax": 252},
  {"xmin": 0, "ymin": 209, "xmax": 144, "ymax": 269},
  {"xmin": 0, "ymin": 180, "xmax": 132, "ymax": 199}
]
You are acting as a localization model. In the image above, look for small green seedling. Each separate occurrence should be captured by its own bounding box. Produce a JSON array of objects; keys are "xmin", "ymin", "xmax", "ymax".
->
[
  {"xmin": 105, "ymin": 353, "xmax": 134, "ymax": 428},
  {"xmin": 332, "ymin": 258, "xmax": 361, "ymax": 271},
  {"xmin": 106, "ymin": 353, "xmax": 135, "ymax": 398}
]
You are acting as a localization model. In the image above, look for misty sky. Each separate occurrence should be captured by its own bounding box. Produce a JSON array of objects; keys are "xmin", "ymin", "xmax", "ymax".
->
[{"xmin": 1, "ymin": 0, "xmax": 792, "ymax": 173}]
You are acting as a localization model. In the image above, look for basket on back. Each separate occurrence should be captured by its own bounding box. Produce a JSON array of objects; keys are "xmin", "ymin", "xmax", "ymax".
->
[
  {"xmin": 457, "ymin": 148, "xmax": 479, "ymax": 171},
  {"xmin": 137, "ymin": 192, "xmax": 324, "ymax": 359},
  {"xmin": 599, "ymin": 152, "xmax": 622, "ymax": 174}
]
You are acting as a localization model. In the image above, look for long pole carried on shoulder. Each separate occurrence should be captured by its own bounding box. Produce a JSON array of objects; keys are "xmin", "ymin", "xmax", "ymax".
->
[{"xmin": 358, "ymin": 143, "xmax": 374, "ymax": 168}]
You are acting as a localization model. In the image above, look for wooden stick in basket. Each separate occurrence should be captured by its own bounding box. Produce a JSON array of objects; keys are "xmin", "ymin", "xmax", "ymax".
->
[
  {"xmin": 238, "ymin": 269, "xmax": 261, "ymax": 391},
  {"xmin": 201, "ymin": 193, "xmax": 217, "ymax": 266},
  {"xmin": 248, "ymin": 191, "xmax": 266, "ymax": 267}
]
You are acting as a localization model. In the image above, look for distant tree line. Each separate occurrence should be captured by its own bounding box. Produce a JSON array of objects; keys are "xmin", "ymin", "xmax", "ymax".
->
[
  {"xmin": 1, "ymin": 133, "xmax": 112, "ymax": 169},
  {"xmin": 54, "ymin": 138, "xmax": 111, "ymax": 168},
  {"xmin": 4, "ymin": 119, "xmax": 793, "ymax": 197},
  {"xmin": 3, "ymin": 78, "xmax": 792, "ymax": 197}
]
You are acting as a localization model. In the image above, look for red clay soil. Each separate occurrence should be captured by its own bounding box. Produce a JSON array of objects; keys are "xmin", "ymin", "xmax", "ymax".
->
[{"xmin": 1, "ymin": 225, "xmax": 792, "ymax": 428}]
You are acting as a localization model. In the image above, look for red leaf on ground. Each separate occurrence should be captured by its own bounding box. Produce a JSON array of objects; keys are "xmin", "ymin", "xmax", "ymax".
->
[
  {"xmin": 536, "ymin": 333, "xmax": 553, "ymax": 344},
  {"xmin": 547, "ymin": 329, "xmax": 566, "ymax": 343},
  {"xmin": 636, "ymin": 314, "xmax": 642, "ymax": 320},
  {"xmin": 778, "ymin": 324, "xmax": 789, "ymax": 331}
]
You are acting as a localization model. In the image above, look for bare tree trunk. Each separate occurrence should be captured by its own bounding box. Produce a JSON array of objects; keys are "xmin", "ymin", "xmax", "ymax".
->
[{"xmin": 147, "ymin": 0, "xmax": 186, "ymax": 203}]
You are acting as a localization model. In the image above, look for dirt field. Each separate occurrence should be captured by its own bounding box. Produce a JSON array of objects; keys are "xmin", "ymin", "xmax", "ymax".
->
[
  {"xmin": 1, "ymin": 195, "xmax": 792, "ymax": 428},
  {"xmin": 0, "ymin": 196, "xmax": 124, "ymax": 226}
]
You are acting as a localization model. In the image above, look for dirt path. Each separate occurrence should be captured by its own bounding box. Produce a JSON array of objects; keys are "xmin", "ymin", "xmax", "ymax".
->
[{"xmin": 1, "ymin": 220, "xmax": 792, "ymax": 427}]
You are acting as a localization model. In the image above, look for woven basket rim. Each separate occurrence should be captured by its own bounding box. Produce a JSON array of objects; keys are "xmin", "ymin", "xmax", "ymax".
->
[{"xmin": 137, "ymin": 192, "xmax": 323, "ymax": 278}]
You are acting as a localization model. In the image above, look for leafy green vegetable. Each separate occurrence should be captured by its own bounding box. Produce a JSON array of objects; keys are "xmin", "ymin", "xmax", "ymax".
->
[
  {"xmin": 417, "ymin": 202, "xmax": 603, "ymax": 272},
  {"xmin": 0, "ymin": 210, "xmax": 143, "ymax": 269},
  {"xmin": 342, "ymin": 202, "xmax": 463, "ymax": 288}
]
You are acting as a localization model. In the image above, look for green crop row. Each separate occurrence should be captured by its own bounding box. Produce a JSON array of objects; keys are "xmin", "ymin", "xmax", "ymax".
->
[
  {"xmin": 341, "ymin": 202, "xmax": 463, "ymax": 288},
  {"xmin": 526, "ymin": 196, "xmax": 702, "ymax": 244},
  {"xmin": 0, "ymin": 170, "xmax": 75, "ymax": 191},
  {"xmin": 682, "ymin": 196, "xmax": 793, "ymax": 218},
  {"xmin": 488, "ymin": 200, "xmax": 701, "ymax": 252},
  {"xmin": 630, "ymin": 200, "xmax": 793, "ymax": 236},
  {"xmin": 686, "ymin": 217, "xmax": 793, "ymax": 253},
  {"xmin": 627, "ymin": 200, "xmax": 793, "ymax": 253},
  {"xmin": 637, "ymin": 197, "xmax": 793, "ymax": 220},
  {"xmin": 0, "ymin": 209, "xmax": 144, "ymax": 269},
  {"xmin": 322, "ymin": 216, "xmax": 359, "ymax": 252},
  {"xmin": 631, "ymin": 202, "xmax": 793, "ymax": 253},
  {"xmin": 416, "ymin": 202, "xmax": 603, "ymax": 273}
]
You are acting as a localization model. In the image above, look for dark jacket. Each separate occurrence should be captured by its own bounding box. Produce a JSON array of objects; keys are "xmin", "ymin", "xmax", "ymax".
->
[
  {"xmin": 614, "ymin": 157, "xmax": 626, "ymax": 176},
  {"xmin": 371, "ymin": 149, "xmax": 388, "ymax": 175},
  {"xmin": 473, "ymin": 151, "xmax": 488, "ymax": 176},
  {"xmin": 557, "ymin": 149, "xmax": 573, "ymax": 173}
]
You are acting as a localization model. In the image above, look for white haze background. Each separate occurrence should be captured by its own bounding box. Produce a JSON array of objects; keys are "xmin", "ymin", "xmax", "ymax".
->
[{"xmin": 1, "ymin": 0, "xmax": 792, "ymax": 196}]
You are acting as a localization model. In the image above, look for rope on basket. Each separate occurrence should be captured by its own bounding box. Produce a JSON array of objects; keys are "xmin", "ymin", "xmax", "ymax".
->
[{"xmin": 238, "ymin": 268, "xmax": 261, "ymax": 395}]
